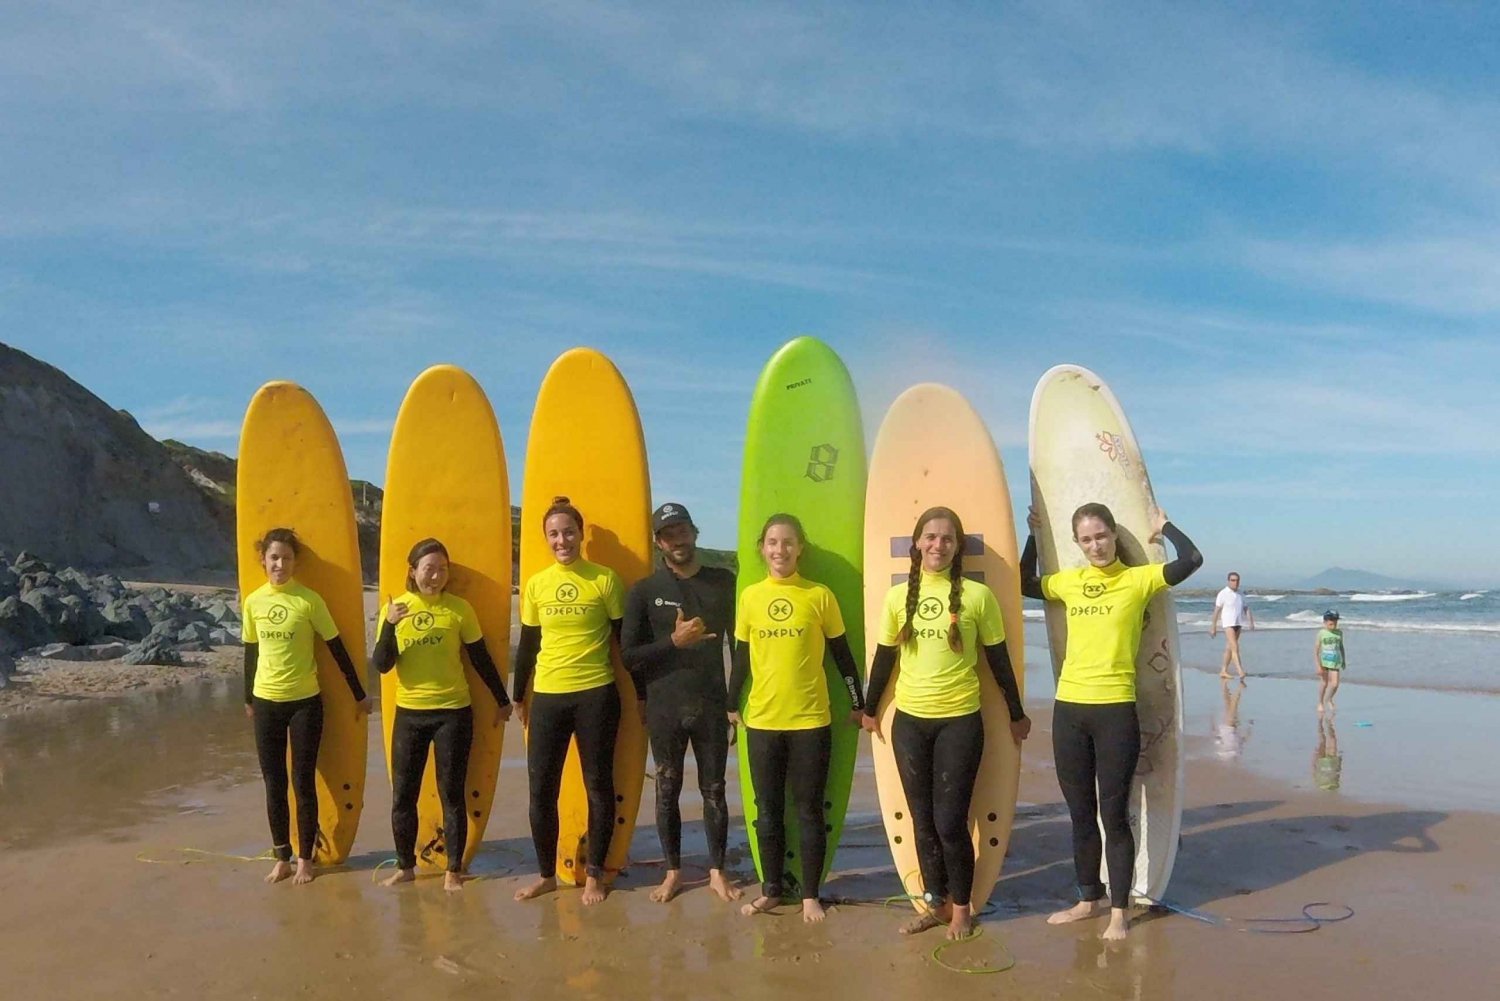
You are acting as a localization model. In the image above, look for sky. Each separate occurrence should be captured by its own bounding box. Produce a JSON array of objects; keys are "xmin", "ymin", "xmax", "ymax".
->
[{"xmin": 4, "ymin": 1, "xmax": 1500, "ymax": 587}]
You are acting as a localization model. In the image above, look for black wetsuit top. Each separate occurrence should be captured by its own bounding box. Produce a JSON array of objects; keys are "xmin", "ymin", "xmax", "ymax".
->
[{"xmin": 620, "ymin": 563, "xmax": 737, "ymax": 708}]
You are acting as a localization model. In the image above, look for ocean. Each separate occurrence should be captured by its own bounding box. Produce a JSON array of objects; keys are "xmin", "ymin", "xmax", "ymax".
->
[{"xmin": 1022, "ymin": 589, "xmax": 1500, "ymax": 694}]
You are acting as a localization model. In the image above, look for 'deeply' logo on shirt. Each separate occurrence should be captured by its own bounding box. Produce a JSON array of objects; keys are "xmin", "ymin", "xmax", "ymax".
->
[
  {"xmin": 1083, "ymin": 582, "xmax": 1107, "ymax": 600},
  {"xmin": 267, "ymin": 605, "xmax": 290, "ymax": 625},
  {"xmin": 768, "ymin": 598, "xmax": 793, "ymax": 622},
  {"xmin": 556, "ymin": 583, "xmax": 579, "ymax": 604},
  {"xmin": 545, "ymin": 581, "xmax": 588, "ymax": 618},
  {"xmin": 412, "ymin": 611, "xmax": 435, "ymax": 632},
  {"xmin": 917, "ymin": 596, "xmax": 943, "ymax": 620}
]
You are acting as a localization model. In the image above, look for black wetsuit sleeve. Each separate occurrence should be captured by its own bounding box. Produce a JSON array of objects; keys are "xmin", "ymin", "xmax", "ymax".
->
[
  {"xmin": 243, "ymin": 641, "xmax": 258, "ymax": 704},
  {"xmin": 982, "ymin": 641, "xmax": 1026, "ymax": 722},
  {"xmin": 1161, "ymin": 522, "xmax": 1204, "ymax": 587},
  {"xmin": 1020, "ymin": 535, "xmax": 1045, "ymax": 600},
  {"xmin": 727, "ymin": 640, "xmax": 750, "ymax": 711},
  {"xmin": 463, "ymin": 640, "xmax": 511, "ymax": 707},
  {"xmin": 371, "ymin": 619, "xmax": 399, "ymax": 674},
  {"xmin": 863, "ymin": 644, "xmax": 898, "ymax": 717},
  {"xmin": 324, "ymin": 636, "xmax": 367, "ymax": 702},
  {"xmin": 512, "ymin": 624, "xmax": 541, "ymax": 703},
  {"xmin": 620, "ymin": 584, "xmax": 674, "ymax": 682},
  {"xmin": 827, "ymin": 634, "xmax": 865, "ymax": 713}
]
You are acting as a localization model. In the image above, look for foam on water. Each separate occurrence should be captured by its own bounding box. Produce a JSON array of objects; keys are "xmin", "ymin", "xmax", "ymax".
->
[{"xmin": 1349, "ymin": 591, "xmax": 1435, "ymax": 602}]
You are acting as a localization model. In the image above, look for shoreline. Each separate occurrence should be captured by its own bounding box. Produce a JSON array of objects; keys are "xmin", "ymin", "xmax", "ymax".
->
[{"xmin": 1, "ymin": 660, "xmax": 1494, "ymax": 999}]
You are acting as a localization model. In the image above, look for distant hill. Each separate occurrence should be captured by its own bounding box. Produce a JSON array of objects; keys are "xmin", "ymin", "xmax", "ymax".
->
[
  {"xmin": 1293, "ymin": 567, "xmax": 1441, "ymax": 592},
  {"xmin": 0, "ymin": 342, "xmax": 230, "ymax": 575}
]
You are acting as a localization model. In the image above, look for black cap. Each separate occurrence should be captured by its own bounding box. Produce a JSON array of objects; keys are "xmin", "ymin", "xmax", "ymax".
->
[
  {"xmin": 1323, "ymin": 610, "xmax": 1340, "ymax": 621},
  {"xmin": 652, "ymin": 502, "xmax": 695, "ymax": 535}
]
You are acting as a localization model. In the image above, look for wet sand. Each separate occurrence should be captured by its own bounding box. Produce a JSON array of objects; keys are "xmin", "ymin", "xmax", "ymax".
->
[{"xmin": 1, "ymin": 652, "xmax": 1495, "ymax": 999}]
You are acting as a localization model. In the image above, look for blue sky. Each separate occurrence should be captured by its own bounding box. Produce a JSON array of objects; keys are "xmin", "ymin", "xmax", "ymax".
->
[{"xmin": 4, "ymin": 2, "xmax": 1499, "ymax": 586}]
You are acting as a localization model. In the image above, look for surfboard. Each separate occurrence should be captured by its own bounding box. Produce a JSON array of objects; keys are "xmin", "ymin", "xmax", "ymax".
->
[
  {"xmin": 736, "ymin": 336, "xmax": 866, "ymax": 896},
  {"xmin": 378, "ymin": 365, "xmax": 511, "ymax": 872},
  {"xmin": 519, "ymin": 348, "xmax": 651, "ymax": 887},
  {"xmin": 236, "ymin": 381, "xmax": 367, "ymax": 865},
  {"xmin": 862, "ymin": 383, "xmax": 1023, "ymax": 912},
  {"xmin": 1028, "ymin": 363, "xmax": 1184, "ymax": 903}
]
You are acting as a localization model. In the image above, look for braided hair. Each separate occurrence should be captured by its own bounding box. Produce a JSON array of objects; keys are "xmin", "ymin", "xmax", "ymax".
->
[{"xmin": 896, "ymin": 506, "xmax": 967, "ymax": 654}]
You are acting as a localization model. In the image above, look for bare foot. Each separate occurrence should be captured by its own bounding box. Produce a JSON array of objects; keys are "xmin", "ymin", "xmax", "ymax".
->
[
  {"xmin": 443, "ymin": 872, "xmax": 467, "ymax": 892},
  {"xmin": 581, "ymin": 875, "xmax": 609, "ymax": 906},
  {"xmin": 899, "ymin": 911, "xmax": 944, "ymax": 936},
  {"xmin": 1047, "ymin": 899, "xmax": 1103, "ymax": 925},
  {"xmin": 1317, "ymin": 702, "xmax": 1325, "ymax": 713},
  {"xmin": 946, "ymin": 904, "xmax": 975, "ymax": 941},
  {"xmin": 292, "ymin": 858, "xmax": 316, "ymax": 885},
  {"xmin": 740, "ymin": 895, "xmax": 776, "ymax": 917},
  {"xmin": 1101, "ymin": 908, "xmax": 1130, "ymax": 941},
  {"xmin": 650, "ymin": 870, "xmax": 681, "ymax": 904},
  {"xmin": 264, "ymin": 860, "xmax": 293, "ymax": 884},
  {"xmin": 514, "ymin": 876, "xmax": 557, "ymax": 902},
  {"xmin": 1218, "ymin": 672, "xmax": 1231, "ymax": 679},
  {"xmin": 708, "ymin": 869, "xmax": 742, "ymax": 902},
  {"xmin": 380, "ymin": 867, "xmax": 416, "ymax": 887},
  {"xmin": 801, "ymin": 899, "xmax": 827, "ymax": 923}
]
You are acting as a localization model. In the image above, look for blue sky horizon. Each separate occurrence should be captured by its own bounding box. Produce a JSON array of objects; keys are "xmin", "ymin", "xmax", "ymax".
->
[{"xmin": 5, "ymin": 3, "xmax": 1499, "ymax": 587}]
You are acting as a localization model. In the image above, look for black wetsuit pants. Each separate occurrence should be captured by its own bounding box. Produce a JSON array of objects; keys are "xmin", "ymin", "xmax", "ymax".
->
[
  {"xmin": 892, "ymin": 708, "xmax": 984, "ymax": 907},
  {"xmin": 527, "ymin": 682, "xmax": 621, "ymax": 879},
  {"xmin": 252, "ymin": 694, "xmax": 324, "ymax": 862},
  {"xmin": 390, "ymin": 705, "xmax": 474, "ymax": 873},
  {"xmin": 647, "ymin": 700, "xmax": 730, "ymax": 871},
  {"xmin": 745, "ymin": 725, "xmax": 831, "ymax": 901},
  {"xmin": 1053, "ymin": 700, "xmax": 1140, "ymax": 909}
]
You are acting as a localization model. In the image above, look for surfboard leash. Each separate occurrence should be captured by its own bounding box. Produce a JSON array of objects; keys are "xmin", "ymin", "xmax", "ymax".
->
[{"xmin": 1140, "ymin": 896, "xmax": 1354, "ymax": 934}]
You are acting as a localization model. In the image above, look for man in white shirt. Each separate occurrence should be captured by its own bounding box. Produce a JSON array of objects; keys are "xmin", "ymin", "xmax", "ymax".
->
[{"xmin": 1210, "ymin": 571, "xmax": 1254, "ymax": 680}]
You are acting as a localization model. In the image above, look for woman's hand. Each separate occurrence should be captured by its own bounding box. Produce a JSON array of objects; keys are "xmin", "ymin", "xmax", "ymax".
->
[
  {"xmin": 727, "ymin": 711, "xmax": 742, "ymax": 727},
  {"xmin": 847, "ymin": 709, "xmax": 865, "ymax": 729},
  {"xmin": 244, "ymin": 703, "xmax": 255, "ymax": 721},
  {"xmin": 1026, "ymin": 505, "xmax": 1042, "ymax": 534},
  {"xmin": 385, "ymin": 599, "xmax": 409, "ymax": 625},
  {"xmin": 356, "ymin": 696, "xmax": 373, "ymax": 718},
  {"xmin": 1010, "ymin": 716, "xmax": 1032, "ymax": 746},
  {"xmin": 516, "ymin": 700, "xmax": 529, "ymax": 729},
  {"xmin": 495, "ymin": 702, "xmax": 512, "ymax": 726},
  {"xmin": 1148, "ymin": 506, "xmax": 1169, "ymax": 542},
  {"xmin": 860, "ymin": 712, "xmax": 883, "ymax": 741}
]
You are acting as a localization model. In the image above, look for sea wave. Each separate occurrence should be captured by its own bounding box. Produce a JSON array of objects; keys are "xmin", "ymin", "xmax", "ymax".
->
[
  {"xmin": 1022, "ymin": 609, "xmax": 1045, "ymax": 620},
  {"xmin": 1177, "ymin": 607, "xmax": 1500, "ymax": 635},
  {"xmin": 1348, "ymin": 592, "xmax": 1436, "ymax": 602},
  {"xmin": 1460, "ymin": 592, "xmax": 1488, "ymax": 601},
  {"xmin": 1254, "ymin": 594, "xmax": 1286, "ymax": 602}
]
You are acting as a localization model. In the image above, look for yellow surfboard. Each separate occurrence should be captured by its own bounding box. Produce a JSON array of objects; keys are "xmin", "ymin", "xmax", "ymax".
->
[
  {"xmin": 379, "ymin": 365, "xmax": 512, "ymax": 872},
  {"xmin": 236, "ymin": 381, "xmax": 368, "ymax": 865},
  {"xmin": 1029, "ymin": 363, "xmax": 1184, "ymax": 903},
  {"xmin": 519, "ymin": 348, "xmax": 651, "ymax": 887},
  {"xmin": 862, "ymin": 383, "xmax": 1024, "ymax": 911}
]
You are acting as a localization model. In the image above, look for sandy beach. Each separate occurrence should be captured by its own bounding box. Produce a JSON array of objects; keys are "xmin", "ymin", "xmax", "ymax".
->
[{"xmin": 2, "ymin": 626, "xmax": 1493, "ymax": 1001}]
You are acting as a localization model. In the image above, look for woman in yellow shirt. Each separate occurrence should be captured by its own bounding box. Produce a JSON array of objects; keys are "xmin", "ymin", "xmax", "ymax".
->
[
  {"xmin": 511, "ymin": 498, "xmax": 626, "ymax": 907},
  {"xmin": 861, "ymin": 507, "xmax": 1029, "ymax": 940},
  {"xmin": 1021, "ymin": 502, "xmax": 1201, "ymax": 941},
  {"xmin": 728, "ymin": 513, "xmax": 865, "ymax": 923},
  {"xmin": 241, "ymin": 528, "xmax": 370, "ymax": 885},
  {"xmin": 371, "ymin": 538, "xmax": 512, "ymax": 892}
]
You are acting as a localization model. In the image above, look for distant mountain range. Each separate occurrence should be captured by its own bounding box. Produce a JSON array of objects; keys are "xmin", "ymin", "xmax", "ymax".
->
[{"xmin": 1291, "ymin": 567, "xmax": 1442, "ymax": 592}]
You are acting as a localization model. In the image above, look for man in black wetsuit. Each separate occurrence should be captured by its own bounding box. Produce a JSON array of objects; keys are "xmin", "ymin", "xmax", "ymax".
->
[{"xmin": 621, "ymin": 502, "xmax": 741, "ymax": 903}]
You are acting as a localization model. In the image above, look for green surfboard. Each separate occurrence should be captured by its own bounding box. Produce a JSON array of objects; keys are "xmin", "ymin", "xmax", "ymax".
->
[{"xmin": 736, "ymin": 336, "xmax": 866, "ymax": 897}]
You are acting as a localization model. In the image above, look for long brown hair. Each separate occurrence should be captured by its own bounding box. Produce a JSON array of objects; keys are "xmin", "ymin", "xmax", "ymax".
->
[{"xmin": 896, "ymin": 507, "xmax": 965, "ymax": 653}]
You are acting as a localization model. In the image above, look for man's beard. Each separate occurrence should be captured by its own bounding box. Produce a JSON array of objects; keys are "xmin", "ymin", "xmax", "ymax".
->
[{"xmin": 664, "ymin": 545, "xmax": 696, "ymax": 567}]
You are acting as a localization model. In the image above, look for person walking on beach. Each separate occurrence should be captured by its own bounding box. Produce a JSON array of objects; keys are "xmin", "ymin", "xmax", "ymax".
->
[
  {"xmin": 621, "ymin": 502, "xmax": 740, "ymax": 904},
  {"xmin": 242, "ymin": 528, "xmax": 371, "ymax": 885},
  {"xmin": 372, "ymin": 538, "xmax": 511, "ymax": 891},
  {"xmin": 1210, "ymin": 571, "xmax": 1254, "ymax": 680},
  {"xmin": 862, "ymin": 507, "xmax": 1029, "ymax": 941},
  {"xmin": 1315, "ymin": 610, "xmax": 1346, "ymax": 713},
  {"xmin": 730, "ymin": 513, "xmax": 865, "ymax": 923},
  {"xmin": 1022, "ymin": 503, "xmax": 1202, "ymax": 942},
  {"xmin": 512, "ymin": 497, "xmax": 626, "ymax": 906}
]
